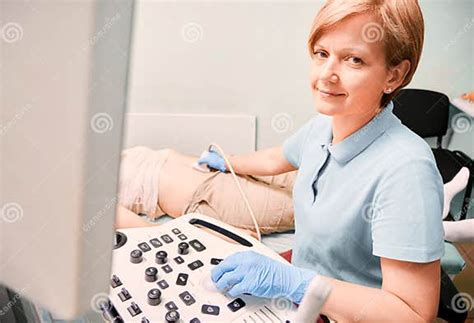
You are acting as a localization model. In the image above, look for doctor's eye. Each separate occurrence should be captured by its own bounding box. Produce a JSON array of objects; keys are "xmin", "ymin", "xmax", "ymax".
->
[
  {"xmin": 313, "ymin": 50, "xmax": 328, "ymax": 59},
  {"xmin": 347, "ymin": 56, "xmax": 364, "ymax": 65}
]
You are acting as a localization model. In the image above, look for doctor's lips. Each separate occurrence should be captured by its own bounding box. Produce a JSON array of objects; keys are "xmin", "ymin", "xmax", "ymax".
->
[{"xmin": 317, "ymin": 88, "xmax": 346, "ymax": 98}]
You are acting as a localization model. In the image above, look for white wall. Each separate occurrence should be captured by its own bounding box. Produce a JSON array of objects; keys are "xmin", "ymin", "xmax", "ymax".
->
[{"xmin": 127, "ymin": 0, "xmax": 473, "ymax": 153}]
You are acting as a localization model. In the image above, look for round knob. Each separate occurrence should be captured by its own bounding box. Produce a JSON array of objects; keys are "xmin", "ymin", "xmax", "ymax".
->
[
  {"xmin": 145, "ymin": 267, "xmax": 158, "ymax": 282},
  {"xmin": 178, "ymin": 242, "xmax": 189, "ymax": 255},
  {"xmin": 147, "ymin": 288, "xmax": 162, "ymax": 306},
  {"xmin": 130, "ymin": 249, "xmax": 143, "ymax": 264},
  {"xmin": 155, "ymin": 250, "xmax": 168, "ymax": 264},
  {"xmin": 165, "ymin": 310, "xmax": 180, "ymax": 323}
]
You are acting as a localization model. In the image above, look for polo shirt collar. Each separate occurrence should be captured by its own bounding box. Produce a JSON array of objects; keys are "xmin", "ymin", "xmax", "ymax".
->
[{"xmin": 323, "ymin": 101, "xmax": 398, "ymax": 164}]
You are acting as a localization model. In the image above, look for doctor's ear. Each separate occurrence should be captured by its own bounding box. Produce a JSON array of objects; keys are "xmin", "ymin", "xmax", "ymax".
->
[{"xmin": 383, "ymin": 59, "xmax": 411, "ymax": 94}]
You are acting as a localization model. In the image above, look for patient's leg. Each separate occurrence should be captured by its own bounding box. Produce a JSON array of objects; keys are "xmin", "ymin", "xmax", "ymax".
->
[
  {"xmin": 443, "ymin": 167, "xmax": 470, "ymax": 219},
  {"xmin": 443, "ymin": 219, "xmax": 474, "ymax": 242},
  {"xmin": 182, "ymin": 172, "xmax": 294, "ymax": 234},
  {"xmin": 115, "ymin": 205, "xmax": 152, "ymax": 229},
  {"xmin": 441, "ymin": 167, "xmax": 473, "ymax": 242},
  {"xmin": 249, "ymin": 172, "xmax": 297, "ymax": 192}
]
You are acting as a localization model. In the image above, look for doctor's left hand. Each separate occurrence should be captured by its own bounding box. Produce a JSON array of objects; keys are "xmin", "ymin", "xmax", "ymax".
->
[{"xmin": 211, "ymin": 250, "xmax": 316, "ymax": 304}]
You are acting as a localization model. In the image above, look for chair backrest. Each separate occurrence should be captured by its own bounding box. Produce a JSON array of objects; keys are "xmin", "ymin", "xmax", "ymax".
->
[
  {"xmin": 438, "ymin": 267, "xmax": 469, "ymax": 322},
  {"xmin": 392, "ymin": 89, "xmax": 450, "ymax": 139}
]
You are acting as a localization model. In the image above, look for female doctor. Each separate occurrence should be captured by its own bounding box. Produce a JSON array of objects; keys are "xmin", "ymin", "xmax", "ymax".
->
[{"xmin": 199, "ymin": 0, "xmax": 444, "ymax": 321}]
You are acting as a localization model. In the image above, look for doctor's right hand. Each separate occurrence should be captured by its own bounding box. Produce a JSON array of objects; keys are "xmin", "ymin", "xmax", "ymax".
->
[
  {"xmin": 211, "ymin": 251, "xmax": 316, "ymax": 304},
  {"xmin": 197, "ymin": 149, "xmax": 227, "ymax": 172}
]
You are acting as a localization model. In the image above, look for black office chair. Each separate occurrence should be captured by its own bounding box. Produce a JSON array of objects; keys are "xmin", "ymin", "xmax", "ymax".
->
[
  {"xmin": 393, "ymin": 89, "xmax": 473, "ymax": 221},
  {"xmin": 438, "ymin": 268, "xmax": 471, "ymax": 323},
  {"xmin": 393, "ymin": 88, "xmax": 473, "ymax": 322}
]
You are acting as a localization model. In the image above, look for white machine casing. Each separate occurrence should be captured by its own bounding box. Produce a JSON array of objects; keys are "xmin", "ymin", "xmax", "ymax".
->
[{"xmin": 107, "ymin": 213, "xmax": 298, "ymax": 322}]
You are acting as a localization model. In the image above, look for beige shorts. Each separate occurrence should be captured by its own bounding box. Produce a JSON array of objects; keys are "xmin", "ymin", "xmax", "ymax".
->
[
  {"xmin": 119, "ymin": 146, "xmax": 169, "ymax": 217},
  {"xmin": 183, "ymin": 171, "xmax": 296, "ymax": 234}
]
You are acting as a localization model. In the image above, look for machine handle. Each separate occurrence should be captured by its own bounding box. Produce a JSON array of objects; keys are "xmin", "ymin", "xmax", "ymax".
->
[{"xmin": 189, "ymin": 218, "xmax": 253, "ymax": 247}]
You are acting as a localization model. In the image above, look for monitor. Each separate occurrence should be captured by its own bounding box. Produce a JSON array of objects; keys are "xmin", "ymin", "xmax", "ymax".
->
[{"xmin": 1, "ymin": 0, "xmax": 133, "ymax": 319}]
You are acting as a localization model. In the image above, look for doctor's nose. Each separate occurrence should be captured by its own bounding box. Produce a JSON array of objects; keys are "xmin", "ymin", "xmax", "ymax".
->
[{"xmin": 318, "ymin": 59, "xmax": 340, "ymax": 84}]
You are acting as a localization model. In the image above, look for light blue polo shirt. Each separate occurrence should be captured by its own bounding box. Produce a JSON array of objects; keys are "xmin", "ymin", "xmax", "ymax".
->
[{"xmin": 283, "ymin": 101, "xmax": 445, "ymax": 288}]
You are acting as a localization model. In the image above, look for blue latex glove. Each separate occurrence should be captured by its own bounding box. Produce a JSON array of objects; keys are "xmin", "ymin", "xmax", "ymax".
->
[
  {"xmin": 211, "ymin": 251, "xmax": 316, "ymax": 304},
  {"xmin": 197, "ymin": 149, "xmax": 227, "ymax": 172}
]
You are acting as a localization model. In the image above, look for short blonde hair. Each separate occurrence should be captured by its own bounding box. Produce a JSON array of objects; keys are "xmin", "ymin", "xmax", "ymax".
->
[{"xmin": 308, "ymin": 0, "xmax": 424, "ymax": 107}]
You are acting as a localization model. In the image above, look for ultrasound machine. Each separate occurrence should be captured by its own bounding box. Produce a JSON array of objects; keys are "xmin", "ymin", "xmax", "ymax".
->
[{"xmin": 1, "ymin": 2, "xmax": 330, "ymax": 322}]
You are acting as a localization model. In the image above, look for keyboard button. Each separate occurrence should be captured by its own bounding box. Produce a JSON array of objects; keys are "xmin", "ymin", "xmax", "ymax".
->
[
  {"xmin": 111, "ymin": 274, "xmax": 122, "ymax": 288},
  {"xmin": 176, "ymin": 273, "xmax": 189, "ymax": 286},
  {"xmin": 177, "ymin": 234, "xmax": 187, "ymax": 241},
  {"xmin": 161, "ymin": 234, "xmax": 174, "ymax": 244},
  {"xmin": 173, "ymin": 256, "xmax": 184, "ymax": 264},
  {"xmin": 190, "ymin": 318, "xmax": 201, "ymax": 323},
  {"xmin": 178, "ymin": 291, "xmax": 196, "ymax": 306},
  {"xmin": 127, "ymin": 302, "xmax": 142, "ymax": 317},
  {"xmin": 149, "ymin": 238, "xmax": 163, "ymax": 248},
  {"xmin": 118, "ymin": 288, "xmax": 131, "ymax": 302},
  {"xmin": 165, "ymin": 310, "xmax": 180, "ymax": 323},
  {"xmin": 147, "ymin": 288, "xmax": 162, "ymax": 306},
  {"xmin": 210, "ymin": 258, "xmax": 223, "ymax": 265},
  {"xmin": 138, "ymin": 242, "xmax": 151, "ymax": 252},
  {"xmin": 201, "ymin": 304, "xmax": 220, "ymax": 316},
  {"xmin": 172, "ymin": 228, "xmax": 181, "ymax": 235},
  {"xmin": 227, "ymin": 298, "xmax": 246, "ymax": 312},
  {"xmin": 130, "ymin": 249, "xmax": 143, "ymax": 264},
  {"xmin": 165, "ymin": 301, "xmax": 178, "ymax": 311},
  {"xmin": 189, "ymin": 239, "xmax": 206, "ymax": 252},
  {"xmin": 162, "ymin": 264, "xmax": 173, "ymax": 273},
  {"xmin": 157, "ymin": 279, "xmax": 169, "ymax": 290},
  {"xmin": 187, "ymin": 260, "xmax": 204, "ymax": 271},
  {"xmin": 145, "ymin": 267, "xmax": 158, "ymax": 282},
  {"xmin": 155, "ymin": 250, "xmax": 168, "ymax": 264},
  {"xmin": 141, "ymin": 318, "xmax": 149, "ymax": 323},
  {"xmin": 178, "ymin": 242, "xmax": 189, "ymax": 255}
]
